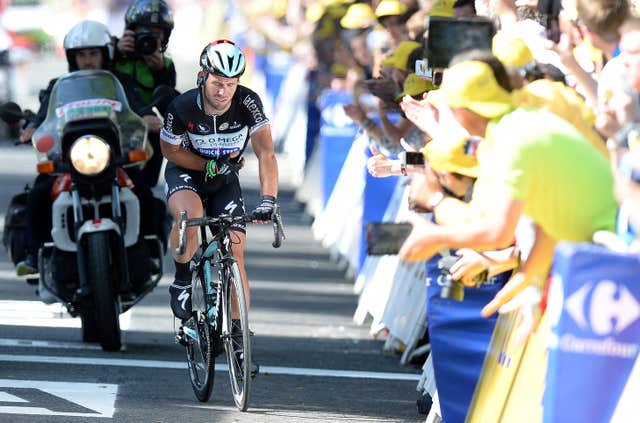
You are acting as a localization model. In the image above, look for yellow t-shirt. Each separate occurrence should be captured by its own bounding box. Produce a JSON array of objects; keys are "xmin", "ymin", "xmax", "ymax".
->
[
  {"xmin": 518, "ymin": 80, "xmax": 609, "ymax": 158},
  {"xmin": 473, "ymin": 108, "xmax": 617, "ymax": 242}
]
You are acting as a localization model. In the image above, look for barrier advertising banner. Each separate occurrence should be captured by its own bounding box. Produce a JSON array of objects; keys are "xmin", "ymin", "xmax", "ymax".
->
[{"xmin": 543, "ymin": 242, "xmax": 640, "ymax": 423}]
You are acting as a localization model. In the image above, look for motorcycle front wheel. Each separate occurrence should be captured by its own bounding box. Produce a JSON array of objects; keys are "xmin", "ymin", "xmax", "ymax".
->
[{"xmin": 86, "ymin": 232, "xmax": 121, "ymax": 352}]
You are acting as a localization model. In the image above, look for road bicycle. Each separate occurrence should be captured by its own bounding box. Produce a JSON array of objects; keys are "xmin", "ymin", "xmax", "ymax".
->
[{"xmin": 175, "ymin": 205, "xmax": 285, "ymax": 411}]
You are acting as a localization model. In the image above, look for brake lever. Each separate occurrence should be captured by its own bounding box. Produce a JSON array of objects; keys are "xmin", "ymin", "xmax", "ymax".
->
[
  {"xmin": 176, "ymin": 210, "xmax": 188, "ymax": 256},
  {"xmin": 271, "ymin": 205, "xmax": 285, "ymax": 248}
]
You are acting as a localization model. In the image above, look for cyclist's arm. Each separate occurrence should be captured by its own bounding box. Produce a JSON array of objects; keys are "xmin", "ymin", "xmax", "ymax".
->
[
  {"xmin": 160, "ymin": 135, "xmax": 208, "ymax": 171},
  {"xmin": 159, "ymin": 104, "xmax": 208, "ymax": 172},
  {"xmin": 250, "ymin": 124, "xmax": 278, "ymax": 198}
]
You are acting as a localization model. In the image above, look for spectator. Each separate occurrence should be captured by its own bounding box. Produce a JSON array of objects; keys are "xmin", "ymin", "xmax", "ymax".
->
[{"xmin": 398, "ymin": 58, "xmax": 618, "ymax": 314}]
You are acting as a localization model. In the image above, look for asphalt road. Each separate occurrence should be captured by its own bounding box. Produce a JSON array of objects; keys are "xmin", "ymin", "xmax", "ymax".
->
[{"xmin": 0, "ymin": 145, "xmax": 425, "ymax": 423}]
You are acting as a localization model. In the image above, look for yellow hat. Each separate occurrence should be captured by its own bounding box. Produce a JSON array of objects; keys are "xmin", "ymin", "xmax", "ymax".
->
[
  {"xmin": 439, "ymin": 60, "xmax": 515, "ymax": 119},
  {"xmin": 380, "ymin": 40, "xmax": 421, "ymax": 70},
  {"xmin": 423, "ymin": 135, "xmax": 479, "ymax": 178},
  {"xmin": 492, "ymin": 32, "xmax": 535, "ymax": 68},
  {"xmin": 429, "ymin": 0, "xmax": 454, "ymax": 17},
  {"xmin": 306, "ymin": 2, "xmax": 325, "ymax": 23},
  {"xmin": 374, "ymin": 0, "xmax": 407, "ymax": 19},
  {"xmin": 396, "ymin": 73, "xmax": 436, "ymax": 100},
  {"xmin": 340, "ymin": 3, "xmax": 375, "ymax": 29}
]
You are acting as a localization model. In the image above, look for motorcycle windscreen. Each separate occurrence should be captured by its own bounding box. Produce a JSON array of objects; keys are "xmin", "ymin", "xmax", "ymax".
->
[{"xmin": 32, "ymin": 69, "xmax": 147, "ymax": 162}]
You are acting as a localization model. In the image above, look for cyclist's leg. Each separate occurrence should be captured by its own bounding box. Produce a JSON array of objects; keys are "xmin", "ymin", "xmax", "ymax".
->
[{"xmin": 165, "ymin": 164, "xmax": 204, "ymax": 320}]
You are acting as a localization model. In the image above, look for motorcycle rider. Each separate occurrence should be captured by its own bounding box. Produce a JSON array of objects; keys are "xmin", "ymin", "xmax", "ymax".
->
[
  {"xmin": 114, "ymin": 0, "xmax": 177, "ymax": 187},
  {"xmin": 161, "ymin": 40, "xmax": 279, "ymax": 375},
  {"xmin": 16, "ymin": 20, "xmax": 163, "ymax": 277}
]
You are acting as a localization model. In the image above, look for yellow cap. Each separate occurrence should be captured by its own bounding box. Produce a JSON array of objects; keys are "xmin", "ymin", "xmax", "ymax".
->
[
  {"xmin": 375, "ymin": 0, "xmax": 407, "ymax": 19},
  {"xmin": 380, "ymin": 40, "xmax": 421, "ymax": 70},
  {"xmin": 429, "ymin": 0, "xmax": 454, "ymax": 17},
  {"xmin": 396, "ymin": 73, "xmax": 436, "ymax": 100},
  {"xmin": 439, "ymin": 61, "xmax": 515, "ymax": 119},
  {"xmin": 340, "ymin": 3, "xmax": 375, "ymax": 29},
  {"xmin": 306, "ymin": 2, "xmax": 325, "ymax": 23},
  {"xmin": 492, "ymin": 32, "xmax": 534, "ymax": 68},
  {"xmin": 423, "ymin": 135, "xmax": 479, "ymax": 178}
]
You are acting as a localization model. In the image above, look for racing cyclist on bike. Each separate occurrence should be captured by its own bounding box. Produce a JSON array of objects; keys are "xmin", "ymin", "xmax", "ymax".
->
[{"xmin": 160, "ymin": 39, "xmax": 278, "ymax": 373}]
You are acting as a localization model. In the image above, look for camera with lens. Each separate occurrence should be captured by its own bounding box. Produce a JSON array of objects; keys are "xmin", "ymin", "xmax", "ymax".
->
[
  {"xmin": 437, "ymin": 255, "xmax": 489, "ymax": 302},
  {"xmin": 134, "ymin": 27, "xmax": 158, "ymax": 56}
]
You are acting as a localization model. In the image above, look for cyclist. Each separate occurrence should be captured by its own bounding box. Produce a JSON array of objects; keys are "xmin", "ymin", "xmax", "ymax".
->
[
  {"xmin": 161, "ymin": 39, "xmax": 279, "ymax": 371},
  {"xmin": 16, "ymin": 20, "xmax": 162, "ymax": 277}
]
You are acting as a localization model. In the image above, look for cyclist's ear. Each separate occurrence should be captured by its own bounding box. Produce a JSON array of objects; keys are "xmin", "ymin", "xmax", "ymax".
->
[{"xmin": 197, "ymin": 71, "xmax": 205, "ymax": 87}]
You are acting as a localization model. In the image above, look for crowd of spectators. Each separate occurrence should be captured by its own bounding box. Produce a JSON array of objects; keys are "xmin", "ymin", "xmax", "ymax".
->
[{"xmin": 261, "ymin": 0, "xmax": 640, "ymax": 421}]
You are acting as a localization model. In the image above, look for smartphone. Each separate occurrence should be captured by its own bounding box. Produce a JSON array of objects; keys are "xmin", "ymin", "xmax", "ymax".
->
[
  {"xmin": 365, "ymin": 222, "xmax": 412, "ymax": 256},
  {"xmin": 403, "ymin": 151, "xmax": 425, "ymax": 166},
  {"xmin": 426, "ymin": 16, "xmax": 496, "ymax": 68}
]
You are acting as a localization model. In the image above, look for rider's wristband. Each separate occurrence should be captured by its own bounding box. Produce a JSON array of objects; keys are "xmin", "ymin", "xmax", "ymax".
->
[{"xmin": 205, "ymin": 160, "xmax": 217, "ymax": 177}]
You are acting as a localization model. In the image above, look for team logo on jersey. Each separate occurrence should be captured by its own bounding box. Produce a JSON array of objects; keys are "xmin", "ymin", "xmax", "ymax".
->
[
  {"xmin": 243, "ymin": 95, "xmax": 265, "ymax": 124},
  {"xmin": 219, "ymin": 122, "xmax": 229, "ymax": 131},
  {"xmin": 197, "ymin": 123, "xmax": 210, "ymax": 132},
  {"xmin": 229, "ymin": 121, "xmax": 241, "ymax": 130},
  {"xmin": 187, "ymin": 121, "xmax": 195, "ymax": 131}
]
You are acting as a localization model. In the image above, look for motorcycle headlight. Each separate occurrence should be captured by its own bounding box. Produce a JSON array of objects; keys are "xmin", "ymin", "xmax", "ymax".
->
[{"xmin": 69, "ymin": 135, "xmax": 111, "ymax": 175}]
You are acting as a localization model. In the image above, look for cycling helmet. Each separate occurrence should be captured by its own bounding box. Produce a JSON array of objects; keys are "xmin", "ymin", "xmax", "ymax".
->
[
  {"xmin": 199, "ymin": 39, "xmax": 246, "ymax": 79},
  {"xmin": 63, "ymin": 20, "xmax": 114, "ymax": 71},
  {"xmin": 124, "ymin": 0, "xmax": 174, "ymax": 49}
]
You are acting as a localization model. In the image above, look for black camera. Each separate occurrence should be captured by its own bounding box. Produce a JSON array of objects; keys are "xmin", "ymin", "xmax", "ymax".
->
[
  {"xmin": 437, "ymin": 255, "xmax": 488, "ymax": 302},
  {"xmin": 365, "ymin": 222, "xmax": 412, "ymax": 256},
  {"xmin": 134, "ymin": 27, "xmax": 158, "ymax": 56}
]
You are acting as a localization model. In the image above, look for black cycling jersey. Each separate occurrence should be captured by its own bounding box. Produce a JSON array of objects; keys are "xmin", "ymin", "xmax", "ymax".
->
[{"xmin": 160, "ymin": 85, "xmax": 269, "ymax": 161}]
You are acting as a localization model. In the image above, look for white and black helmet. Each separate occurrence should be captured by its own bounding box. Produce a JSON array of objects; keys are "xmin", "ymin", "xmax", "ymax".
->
[
  {"xmin": 199, "ymin": 39, "xmax": 246, "ymax": 79},
  {"xmin": 63, "ymin": 20, "xmax": 114, "ymax": 71}
]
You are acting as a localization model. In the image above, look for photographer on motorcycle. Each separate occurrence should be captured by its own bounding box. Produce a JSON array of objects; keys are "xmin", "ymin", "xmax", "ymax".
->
[
  {"xmin": 114, "ymin": 0, "xmax": 177, "ymax": 187},
  {"xmin": 16, "ymin": 20, "xmax": 163, "ymax": 276}
]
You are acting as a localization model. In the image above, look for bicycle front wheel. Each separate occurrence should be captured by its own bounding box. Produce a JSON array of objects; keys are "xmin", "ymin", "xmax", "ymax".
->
[
  {"xmin": 223, "ymin": 261, "xmax": 251, "ymax": 411},
  {"xmin": 186, "ymin": 262, "xmax": 215, "ymax": 402}
]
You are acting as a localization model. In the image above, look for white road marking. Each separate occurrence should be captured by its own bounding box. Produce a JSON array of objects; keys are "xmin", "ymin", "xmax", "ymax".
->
[
  {"xmin": 0, "ymin": 338, "xmax": 102, "ymax": 351},
  {"xmin": 0, "ymin": 300, "xmax": 132, "ymax": 330},
  {"xmin": 0, "ymin": 379, "xmax": 116, "ymax": 418},
  {"xmin": 0, "ymin": 354, "xmax": 420, "ymax": 381},
  {"xmin": 0, "ymin": 391, "xmax": 28, "ymax": 402}
]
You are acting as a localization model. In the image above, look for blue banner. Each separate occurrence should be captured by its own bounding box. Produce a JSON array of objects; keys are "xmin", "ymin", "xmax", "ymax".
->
[
  {"xmin": 543, "ymin": 242, "xmax": 640, "ymax": 423},
  {"xmin": 426, "ymin": 250, "xmax": 509, "ymax": 423},
  {"xmin": 318, "ymin": 89, "xmax": 358, "ymax": 206}
]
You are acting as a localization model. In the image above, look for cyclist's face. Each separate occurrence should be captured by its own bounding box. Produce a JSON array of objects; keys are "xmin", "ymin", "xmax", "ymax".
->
[
  {"xmin": 203, "ymin": 74, "xmax": 239, "ymax": 112},
  {"xmin": 74, "ymin": 48, "xmax": 104, "ymax": 70}
]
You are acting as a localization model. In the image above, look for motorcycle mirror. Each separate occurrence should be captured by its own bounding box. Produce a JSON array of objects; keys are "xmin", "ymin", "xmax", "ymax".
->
[
  {"xmin": 150, "ymin": 85, "xmax": 178, "ymax": 115},
  {"xmin": 0, "ymin": 102, "xmax": 24, "ymax": 124}
]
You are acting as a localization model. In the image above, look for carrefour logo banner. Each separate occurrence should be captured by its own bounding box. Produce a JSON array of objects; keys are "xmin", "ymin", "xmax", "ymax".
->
[{"xmin": 544, "ymin": 242, "xmax": 640, "ymax": 423}]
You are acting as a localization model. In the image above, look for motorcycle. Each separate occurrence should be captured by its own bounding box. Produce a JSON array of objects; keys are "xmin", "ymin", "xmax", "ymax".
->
[{"xmin": 1, "ymin": 69, "xmax": 173, "ymax": 351}]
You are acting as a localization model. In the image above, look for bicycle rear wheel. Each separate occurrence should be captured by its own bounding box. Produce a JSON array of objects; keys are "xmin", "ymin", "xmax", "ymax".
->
[
  {"xmin": 185, "ymin": 262, "xmax": 215, "ymax": 402},
  {"xmin": 222, "ymin": 261, "xmax": 251, "ymax": 411}
]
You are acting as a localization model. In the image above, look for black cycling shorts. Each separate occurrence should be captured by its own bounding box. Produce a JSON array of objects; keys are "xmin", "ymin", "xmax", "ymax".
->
[{"xmin": 164, "ymin": 161, "xmax": 246, "ymax": 233}]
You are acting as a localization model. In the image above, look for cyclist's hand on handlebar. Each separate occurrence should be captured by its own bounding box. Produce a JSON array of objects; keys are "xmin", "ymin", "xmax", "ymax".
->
[
  {"xmin": 19, "ymin": 127, "xmax": 35, "ymax": 144},
  {"xmin": 251, "ymin": 195, "xmax": 276, "ymax": 223}
]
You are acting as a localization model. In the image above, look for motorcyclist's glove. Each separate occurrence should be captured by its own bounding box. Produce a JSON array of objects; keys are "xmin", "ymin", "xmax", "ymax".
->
[{"xmin": 252, "ymin": 195, "xmax": 276, "ymax": 222}]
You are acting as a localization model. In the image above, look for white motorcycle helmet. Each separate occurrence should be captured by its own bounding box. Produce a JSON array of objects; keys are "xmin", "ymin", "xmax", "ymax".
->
[
  {"xmin": 199, "ymin": 39, "xmax": 245, "ymax": 80},
  {"xmin": 63, "ymin": 20, "xmax": 114, "ymax": 71}
]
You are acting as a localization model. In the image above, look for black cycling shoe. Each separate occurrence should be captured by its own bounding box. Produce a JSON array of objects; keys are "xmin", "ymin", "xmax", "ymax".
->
[
  {"xmin": 169, "ymin": 282, "xmax": 192, "ymax": 321},
  {"xmin": 236, "ymin": 351, "xmax": 259, "ymax": 379}
]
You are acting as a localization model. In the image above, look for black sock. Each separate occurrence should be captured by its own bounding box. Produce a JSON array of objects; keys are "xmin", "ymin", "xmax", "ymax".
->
[{"xmin": 174, "ymin": 260, "xmax": 191, "ymax": 284}]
